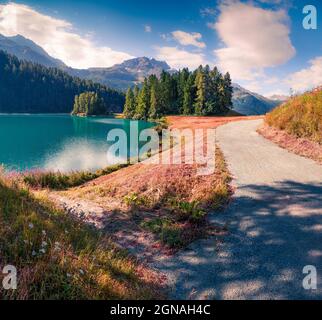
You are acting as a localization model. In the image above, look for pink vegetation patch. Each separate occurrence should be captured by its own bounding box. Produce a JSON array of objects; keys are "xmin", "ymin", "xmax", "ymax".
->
[{"xmin": 258, "ymin": 124, "xmax": 322, "ymax": 164}]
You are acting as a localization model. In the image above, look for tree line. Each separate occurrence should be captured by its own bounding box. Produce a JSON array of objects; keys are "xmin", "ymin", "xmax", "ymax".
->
[
  {"xmin": 0, "ymin": 50, "xmax": 124, "ymax": 113},
  {"xmin": 72, "ymin": 92, "xmax": 106, "ymax": 115},
  {"xmin": 123, "ymin": 65, "xmax": 233, "ymax": 120}
]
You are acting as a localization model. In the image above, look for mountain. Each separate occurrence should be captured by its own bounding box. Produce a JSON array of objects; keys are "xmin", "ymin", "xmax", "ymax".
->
[
  {"xmin": 232, "ymin": 84, "xmax": 280, "ymax": 115},
  {"xmin": 0, "ymin": 34, "xmax": 66, "ymax": 68},
  {"xmin": 68, "ymin": 57, "xmax": 173, "ymax": 90}
]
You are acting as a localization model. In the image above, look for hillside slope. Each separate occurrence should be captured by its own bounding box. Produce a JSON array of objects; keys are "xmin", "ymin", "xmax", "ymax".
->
[
  {"xmin": 265, "ymin": 88, "xmax": 322, "ymax": 144},
  {"xmin": 0, "ymin": 34, "xmax": 66, "ymax": 68}
]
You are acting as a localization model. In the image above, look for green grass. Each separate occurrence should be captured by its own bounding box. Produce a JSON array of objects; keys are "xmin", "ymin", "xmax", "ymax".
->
[
  {"xmin": 167, "ymin": 199, "xmax": 206, "ymax": 221},
  {"xmin": 140, "ymin": 218, "xmax": 184, "ymax": 248},
  {"xmin": 23, "ymin": 164, "xmax": 128, "ymax": 190},
  {"xmin": 265, "ymin": 89, "xmax": 322, "ymax": 144},
  {"xmin": 123, "ymin": 193, "xmax": 152, "ymax": 209},
  {"xmin": 0, "ymin": 176, "xmax": 162, "ymax": 299}
]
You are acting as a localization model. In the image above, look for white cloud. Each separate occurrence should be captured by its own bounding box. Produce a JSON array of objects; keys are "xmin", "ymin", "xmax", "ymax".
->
[
  {"xmin": 171, "ymin": 30, "xmax": 206, "ymax": 48},
  {"xmin": 212, "ymin": 1, "xmax": 295, "ymax": 80},
  {"xmin": 0, "ymin": 3, "xmax": 133, "ymax": 68},
  {"xmin": 155, "ymin": 46, "xmax": 207, "ymax": 70},
  {"xmin": 286, "ymin": 56, "xmax": 322, "ymax": 92},
  {"xmin": 144, "ymin": 25, "xmax": 152, "ymax": 33}
]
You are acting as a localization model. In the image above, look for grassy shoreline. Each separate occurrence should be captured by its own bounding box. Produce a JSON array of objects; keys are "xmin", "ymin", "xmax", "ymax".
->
[{"xmin": 0, "ymin": 175, "xmax": 164, "ymax": 299}]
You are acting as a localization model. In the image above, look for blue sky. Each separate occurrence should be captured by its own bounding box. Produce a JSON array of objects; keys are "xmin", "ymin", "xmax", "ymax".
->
[{"xmin": 0, "ymin": 0, "xmax": 321, "ymax": 96}]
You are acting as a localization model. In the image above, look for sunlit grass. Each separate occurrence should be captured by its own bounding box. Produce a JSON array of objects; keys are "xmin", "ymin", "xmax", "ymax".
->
[
  {"xmin": 22, "ymin": 164, "xmax": 128, "ymax": 190},
  {"xmin": 0, "ymin": 176, "xmax": 163, "ymax": 299},
  {"xmin": 265, "ymin": 89, "xmax": 322, "ymax": 144}
]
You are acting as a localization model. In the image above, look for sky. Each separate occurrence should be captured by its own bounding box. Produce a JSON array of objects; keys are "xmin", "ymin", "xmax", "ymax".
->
[{"xmin": 0, "ymin": 0, "xmax": 321, "ymax": 96}]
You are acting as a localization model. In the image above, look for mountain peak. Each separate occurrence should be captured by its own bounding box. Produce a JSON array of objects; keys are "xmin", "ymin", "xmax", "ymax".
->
[
  {"xmin": 0, "ymin": 33, "xmax": 66, "ymax": 68},
  {"xmin": 232, "ymin": 83, "xmax": 280, "ymax": 115},
  {"xmin": 115, "ymin": 56, "xmax": 171, "ymax": 72}
]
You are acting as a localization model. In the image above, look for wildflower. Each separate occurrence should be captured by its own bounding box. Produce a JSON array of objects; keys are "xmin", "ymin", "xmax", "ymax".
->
[
  {"xmin": 41, "ymin": 241, "xmax": 48, "ymax": 247},
  {"xmin": 42, "ymin": 230, "xmax": 46, "ymax": 236},
  {"xmin": 32, "ymin": 250, "xmax": 37, "ymax": 256},
  {"xmin": 23, "ymin": 240, "xmax": 28, "ymax": 244},
  {"xmin": 39, "ymin": 248, "xmax": 46, "ymax": 254},
  {"xmin": 79, "ymin": 269, "xmax": 84, "ymax": 275},
  {"xmin": 65, "ymin": 230, "xmax": 69, "ymax": 234},
  {"xmin": 28, "ymin": 223, "xmax": 34, "ymax": 229},
  {"xmin": 66, "ymin": 273, "xmax": 72, "ymax": 278}
]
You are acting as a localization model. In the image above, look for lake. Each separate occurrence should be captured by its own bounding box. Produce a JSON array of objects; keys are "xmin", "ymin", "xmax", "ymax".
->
[{"xmin": 0, "ymin": 114, "xmax": 154, "ymax": 172}]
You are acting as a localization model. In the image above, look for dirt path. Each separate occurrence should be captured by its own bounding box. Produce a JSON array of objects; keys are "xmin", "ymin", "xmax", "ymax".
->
[{"xmin": 151, "ymin": 119, "xmax": 322, "ymax": 299}]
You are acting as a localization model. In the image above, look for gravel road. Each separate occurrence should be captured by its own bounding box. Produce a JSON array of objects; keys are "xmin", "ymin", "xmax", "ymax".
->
[{"xmin": 153, "ymin": 119, "xmax": 322, "ymax": 299}]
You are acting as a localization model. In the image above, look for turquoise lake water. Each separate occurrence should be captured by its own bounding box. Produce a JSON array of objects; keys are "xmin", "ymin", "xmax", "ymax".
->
[{"xmin": 0, "ymin": 114, "xmax": 154, "ymax": 172}]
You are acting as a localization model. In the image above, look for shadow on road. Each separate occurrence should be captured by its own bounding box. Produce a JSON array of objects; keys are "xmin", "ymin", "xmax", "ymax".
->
[{"xmin": 157, "ymin": 180, "xmax": 322, "ymax": 299}]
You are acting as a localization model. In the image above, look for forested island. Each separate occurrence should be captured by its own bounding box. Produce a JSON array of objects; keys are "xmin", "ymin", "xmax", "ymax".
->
[
  {"xmin": 0, "ymin": 50, "xmax": 124, "ymax": 113},
  {"xmin": 123, "ymin": 66, "xmax": 233, "ymax": 120},
  {"xmin": 71, "ymin": 92, "xmax": 107, "ymax": 116}
]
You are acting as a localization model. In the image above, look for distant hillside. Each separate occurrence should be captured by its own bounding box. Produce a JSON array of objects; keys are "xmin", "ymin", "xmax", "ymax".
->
[
  {"xmin": 0, "ymin": 50, "xmax": 124, "ymax": 113},
  {"xmin": 265, "ymin": 88, "xmax": 322, "ymax": 144},
  {"xmin": 232, "ymin": 84, "xmax": 280, "ymax": 115},
  {"xmin": 0, "ymin": 34, "xmax": 66, "ymax": 68},
  {"xmin": 68, "ymin": 57, "xmax": 173, "ymax": 90}
]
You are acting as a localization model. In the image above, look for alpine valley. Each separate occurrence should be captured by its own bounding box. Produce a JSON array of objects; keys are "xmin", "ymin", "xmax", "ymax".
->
[{"xmin": 0, "ymin": 33, "xmax": 284, "ymax": 115}]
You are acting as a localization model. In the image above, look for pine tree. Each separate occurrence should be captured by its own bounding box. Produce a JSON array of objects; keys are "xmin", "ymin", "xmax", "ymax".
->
[
  {"xmin": 123, "ymin": 88, "xmax": 136, "ymax": 118},
  {"xmin": 147, "ymin": 74, "xmax": 158, "ymax": 89},
  {"xmin": 223, "ymin": 72, "xmax": 233, "ymax": 109},
  {"xmin": 134, "ymin": 80, "xmax": 150, "ymax": 120},
  {"xmin": 149, "ymin": 84, "xmax": 159, "ymax": 119},
  {"xmin": 72, "ymin": 95, "xmax": 80, "ymax": 114},
  {"xmin": 133, "ymin": 85, "xmax": 139, "ymax": 112},
  {"xmin": 177, "ymin": 68, "xmax": 190, "ymax": 113},
  {"xmin": 194, "ymin": 67, "xmax": 207, "ymax": 115},
  {"xmin": 205, "ymin": 66, "xmax": 221, "ymax": 115},
  {"xmin": 169, "ymin": 77, "xmax": 179, "ymax": 114},
  {"xmin": 159, "ymin": 71, "xmax": 171, "ymax": 115},
  {"xmin": 182, "ymin": 75, "xmax": 194, "ymax": 115}
]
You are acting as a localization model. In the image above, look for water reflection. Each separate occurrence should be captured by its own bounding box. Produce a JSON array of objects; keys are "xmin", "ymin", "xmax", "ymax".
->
[{"xmin": 0, "ymin": 115, "xmax": 153, "ymax": 172}]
